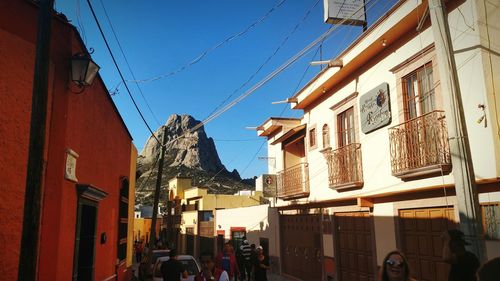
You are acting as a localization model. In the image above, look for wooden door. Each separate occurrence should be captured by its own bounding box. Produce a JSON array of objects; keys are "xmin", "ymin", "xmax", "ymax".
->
[
  {"xmin": 280, "ymin": 214, "xmax": 322, "ymax": 281},
  {"xmin": 335, "ymin": 212, "xmax": 376, "ymax": 281},
  {"xmin": 399, "ymin": 207, "xmax": 455, "ymax": 281}
]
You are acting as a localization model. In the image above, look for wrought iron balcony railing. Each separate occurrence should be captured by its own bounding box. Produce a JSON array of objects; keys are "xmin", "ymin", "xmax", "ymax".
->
[
  {"xmin": 277, "ymin": 162, "xmax": 309, "ymax": 200},
  {"xmin": 389, "ymin": 110, "xmax": 452, "ymax": 179},
  {"xmin": 325, "ymin": 143, "xmax": 363, "ymax": 189}
]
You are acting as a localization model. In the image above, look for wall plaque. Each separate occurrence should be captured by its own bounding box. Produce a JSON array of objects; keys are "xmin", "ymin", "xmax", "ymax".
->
[
  {"xmin": 65, "ymin": 148, "xmax": 79, "ymax": 182},
  {"xmin": 360, "ymin": 82, "xmax": 391, "ymax": 134}
]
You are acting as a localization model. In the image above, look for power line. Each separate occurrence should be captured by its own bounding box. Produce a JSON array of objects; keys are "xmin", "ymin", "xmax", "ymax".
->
[
  {"xmin": 188, "ymin": 0, "xmax": 380, "ymax": 137},
  {"xmin": 85, "ymin": 0, "xmax": 161, "ymax": 144},
  {"xmin": 126, "ymin": 0, "xmax": 288, "ymax": 85},
  {"xmin": 205, "ymin": 0, "xmax": 321, "ymax": 118},
  {"xmin": 98, "ymin": 0, "xmax": 162, "ymax": 127}
]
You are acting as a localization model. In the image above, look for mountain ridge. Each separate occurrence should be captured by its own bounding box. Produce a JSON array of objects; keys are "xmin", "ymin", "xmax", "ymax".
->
[{"xmin": 135, "ymin": 114, "xmax": 254, "ymax": 205}]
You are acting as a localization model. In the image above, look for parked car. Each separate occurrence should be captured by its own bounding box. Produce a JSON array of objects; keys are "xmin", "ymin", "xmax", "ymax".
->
[
  {"xmin": 139, "ymin": 249, "xmax": 170, "ymax": 278},
  {"xmin": 153, "ymin": 255, "xmax": 201, "ymax": 281}
]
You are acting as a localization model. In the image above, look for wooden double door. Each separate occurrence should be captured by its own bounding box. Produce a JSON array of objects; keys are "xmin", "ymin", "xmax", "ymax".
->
[
  {"xmin": 399, "ymin": 207, "xmax": 455, "ymax": 281},
  {"xmin": 334, "ymin": 212, "xmax": 376, "ymax": 281},
  {"xmin": 280, "ymin": 214, "xmax": 322, "ymax": 281}
]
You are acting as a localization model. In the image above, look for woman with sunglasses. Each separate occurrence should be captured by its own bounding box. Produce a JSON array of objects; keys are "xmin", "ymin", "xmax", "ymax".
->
[{"xmin": 379, "ymin": 250, "xmax": 416, "ymax": 281}]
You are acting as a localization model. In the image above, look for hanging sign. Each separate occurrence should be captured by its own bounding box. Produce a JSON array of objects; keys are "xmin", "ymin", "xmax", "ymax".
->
[
  {"xmin": 262, "ymin": 174, "xmax": 277, "ymax": 197},
  {"xmin": 323, "ymin": 0, "xmax": 367, "ymax": 26},
  {"xmin": 360, "ymin": 82, "xmax": 391, "ymax": 134}
]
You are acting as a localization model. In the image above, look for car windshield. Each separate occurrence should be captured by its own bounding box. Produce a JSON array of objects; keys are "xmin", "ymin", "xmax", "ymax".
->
[{"xmin": 180, "ymin": 259, "xmax": 199, "ymax": 275}]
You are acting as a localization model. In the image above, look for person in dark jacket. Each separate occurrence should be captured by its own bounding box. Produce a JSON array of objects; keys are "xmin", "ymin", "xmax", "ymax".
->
[
  {"xmin": 253, "ymin": 246, "xmax": 270, "ymax": 281},
  {"xmin": 442, "ymin": 229, "xmax": 480, "ymax": 281},
  {"xmin": 160, "ymin": 249, "xmax": 188, "ymax": 281}
]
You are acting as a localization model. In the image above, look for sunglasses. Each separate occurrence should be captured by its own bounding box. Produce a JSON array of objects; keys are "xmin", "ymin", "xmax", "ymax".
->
[{"xmin": 386, "ymin": 259, "xmax": 405, "ymax": 267}]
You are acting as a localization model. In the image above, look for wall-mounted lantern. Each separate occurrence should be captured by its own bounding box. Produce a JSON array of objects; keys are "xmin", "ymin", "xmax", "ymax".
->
[{"xmin": 71, "ymin": 53, "xmax": 100, "ymax": 88}]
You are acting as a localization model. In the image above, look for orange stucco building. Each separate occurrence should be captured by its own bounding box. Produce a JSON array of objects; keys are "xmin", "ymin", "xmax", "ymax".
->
[{"xmin": 0, "ymin": 1, "xmax": 136, "ymax": 280}]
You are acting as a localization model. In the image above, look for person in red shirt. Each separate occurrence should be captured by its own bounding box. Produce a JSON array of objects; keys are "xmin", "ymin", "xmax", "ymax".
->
[
  {"xmin": 196, "ymin": 252, "xmax": 229, "ymax": 281},
  {"xmin": 215, "ymin": 242, "xmax": 239, "ymax": 281}
]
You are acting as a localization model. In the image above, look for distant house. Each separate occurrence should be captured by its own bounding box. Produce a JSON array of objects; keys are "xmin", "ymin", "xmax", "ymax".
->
[
  {"xmin": 0, "ymin": 1, "xmax": 136, "ymax": 280},
  {"xmin": 165, "ymin": 176, "xmax": 264, "ymax": 258},
  {"xmin": 257, "ymin": 1, "xmax": 500, "ymax": 281}
]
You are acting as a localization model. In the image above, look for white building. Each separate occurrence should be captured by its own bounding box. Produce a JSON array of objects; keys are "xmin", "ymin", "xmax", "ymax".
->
[{"xmin": 256, "ymin": 0, "xmax": 500, "ymax": 280}]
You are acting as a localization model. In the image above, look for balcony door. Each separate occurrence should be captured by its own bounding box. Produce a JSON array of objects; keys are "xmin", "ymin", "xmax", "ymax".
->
[
  {"xmin": 336, "ymin": 107, "xmax": 357, "ymax": 184},
  {"xmin": 402, "ymin": 64, "xmax": 438, "ymax": 169},
  {"xmin": 403, "ymin": 63, "xmax": 435, "ymax": 119},
  {"xmin": 337, "ymin": 107, "xmax": 355, "ymax": 147}
]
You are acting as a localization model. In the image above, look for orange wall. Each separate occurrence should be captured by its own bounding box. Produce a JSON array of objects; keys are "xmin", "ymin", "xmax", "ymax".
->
[
  {"xmin": 133, "ymin": 218, "xmax": 164, "ymax": 244},
  {"xmin": 0, "ymin": 1, "xmax": 133, "ymax": 280}
]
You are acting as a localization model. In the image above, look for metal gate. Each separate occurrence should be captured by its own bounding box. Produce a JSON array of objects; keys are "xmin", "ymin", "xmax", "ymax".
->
[
  {"xmin": 334, "ymin": 212, "xmax": 376, "ymax": 281},
  {"xmin": 280, "ymin": 214, "xmax": 322, "ymax": 281},
  {"xmin": 399, "ymin": 207, "xmax": 455, "ymax": 281}
]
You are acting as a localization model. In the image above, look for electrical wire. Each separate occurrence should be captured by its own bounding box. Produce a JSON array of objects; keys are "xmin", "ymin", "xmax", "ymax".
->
[
  {"xmin": 126, "ymin": 0, "xmax": 288, "ymax": 85},
  {"xmin": 205, "ymin": 0, "xmax": 321, "ymax": 118},
  {"xmin": 189, "ymin": 0, "xmax": 380, "ymax": 134},
  {"xmin": 75, "ymin": 0, "xmax": 87, "ymax": 45},
  {"xmin": 85, "ymin": 0, "xmax": 160, "ymax": 144},
  {"xmin": 98, "ymin": 0, "xmax": 162, "ymax": 127}
]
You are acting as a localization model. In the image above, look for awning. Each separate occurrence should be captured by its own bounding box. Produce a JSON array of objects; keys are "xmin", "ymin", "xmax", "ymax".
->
[{"xmin": 271, "ymin": 124, "xmax": 306, "ymax": 145}]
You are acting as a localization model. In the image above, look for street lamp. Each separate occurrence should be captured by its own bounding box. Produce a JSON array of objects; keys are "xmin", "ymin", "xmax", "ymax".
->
[{"xmin": 71, "ymin": 53, "xmax": 100, "ymax": 88}]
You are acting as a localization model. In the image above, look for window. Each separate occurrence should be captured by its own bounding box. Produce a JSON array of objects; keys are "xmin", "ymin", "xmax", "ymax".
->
[
  {"xmin": 230, "ymin": 228, "xmax": 246, "ymax": 250},
  {"xmin": 482, "ymin": 203, "xmax": 500, "ymax": 240},
  {"xmin": 322, "ymin": 124, "xmax": 330, "ymax": 148},
  {"xmin": 402, "ymin": 63, "xmax": 435, "ymax": 119},
  {"xmin": 118, "ymin": 178, "xmax": 129, "ymax": 262},
  {"xmin": 337, "ymin": 107, "xmax": 355, "ymax": 147},
  {"xmin": 309, "ymin": 127, "xmax": 317, "ymax": 148}
]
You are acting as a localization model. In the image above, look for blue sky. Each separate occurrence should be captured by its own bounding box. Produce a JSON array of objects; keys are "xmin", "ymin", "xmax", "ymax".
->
[{"xmin": 55, "ymin": 0, "xmax": 397, "ymax": 179}]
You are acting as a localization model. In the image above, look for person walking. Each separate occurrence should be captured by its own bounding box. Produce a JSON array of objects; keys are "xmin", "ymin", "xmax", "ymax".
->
[
  {"xmin": 239, "ymin": 239, "xmax": 252, "ymax": 281},
  {"xmin": 442, "ymin": 229, "xmax": 480, "ymax": 281},
  {"xmin": 216, "ymin": 242, "xmax": 239, "ymax": 281},
  {"xmin": 196, "ymin": 251, "xmax": 229, "ymax": 281},
  {"xmin": 253, "ymin": 246, "xmax": 270, "ymax": 281},
  {"xmin": 378, "ymin": 250, "xmax": 416, "ymax": 281},
  {"xmin": 160, "ymin": 249, "xmax": 188, "ymax": 281},
  {"xmin": 135, "ymin": 241, "xmax": 143, "ymax": 263}
]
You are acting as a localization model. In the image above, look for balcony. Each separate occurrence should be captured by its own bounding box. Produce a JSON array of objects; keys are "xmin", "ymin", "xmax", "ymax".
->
[
  {"xmin": 277, "ymin": 162, "xmax": 310, "ymax": 200},
  {"xmin": 325, "ymin": 143, "xmax": 363, "ymax": 190},
  {"xmin": 389, "ymin": 110, "xmax": 452, "ymax": 179}
]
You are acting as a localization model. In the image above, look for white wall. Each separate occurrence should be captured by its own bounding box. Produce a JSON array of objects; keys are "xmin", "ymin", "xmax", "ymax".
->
[
  {"xmin": 215, "ymin": 205, "xmax": 280, "ymax": 258},
  {"xmin": 270, "ymin": 0, "xmax": 499, "ymax": 206}
]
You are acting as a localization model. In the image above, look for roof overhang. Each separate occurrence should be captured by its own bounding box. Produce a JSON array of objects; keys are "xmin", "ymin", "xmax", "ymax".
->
[
  {"xmin": 271, "ymin": 124, "xmax": 306, "ymax": 145},
  {"xmin": 257, "ymin": 117, "xmax": 301, "ymax": 137},
  {"xmin": 292, "ymin": 0, "xmax": 429, "ymax": 110}
]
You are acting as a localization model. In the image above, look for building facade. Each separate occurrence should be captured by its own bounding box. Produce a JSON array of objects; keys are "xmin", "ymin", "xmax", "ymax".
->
[
  {"xmin": 257, "ymin": 0, "xmax": 500, "ymax": 280},
  {"xmin": 0, "ymin": 1, "xmax": 136, "ymax": 280},
  {"xmin": 168, "ymin": 177, "xmax": 264, "ymax": 258}
]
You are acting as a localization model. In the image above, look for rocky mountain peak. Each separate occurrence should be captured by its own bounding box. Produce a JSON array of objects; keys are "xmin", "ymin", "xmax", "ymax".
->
[
  {"xmin": 139, "ymin": 114, "xmax": 224, "ymax": 173},
  {"xmin": 136, "ymin": 114, "xmax": 254, "ymax": 203}
]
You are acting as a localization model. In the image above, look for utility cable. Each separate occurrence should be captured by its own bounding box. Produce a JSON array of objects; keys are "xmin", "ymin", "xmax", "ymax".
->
[
  {"xmin": 161, "ymin": 0, "xmax": 380, "ymax": 183},
  {"xmin": 197, "ymin": 0, "xmax": 321, "ymax": 186},
  {"xmin": 126, "ymin": 0, "xmax": 287, "ymax": 85},
  {"xmin": 98, "ymin": 0, "xmax": 162, "ymax": 127},
  {"xmin": 188, "ymin": 0, "xmax": 380, "ymax": 136},
  {"xmin": 206, "ymin": 0, "xmax": 321, "ymax": 118},
  {"xmin": 85, "ymin": 0, "xmax": 161, "ymax": 144}
]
